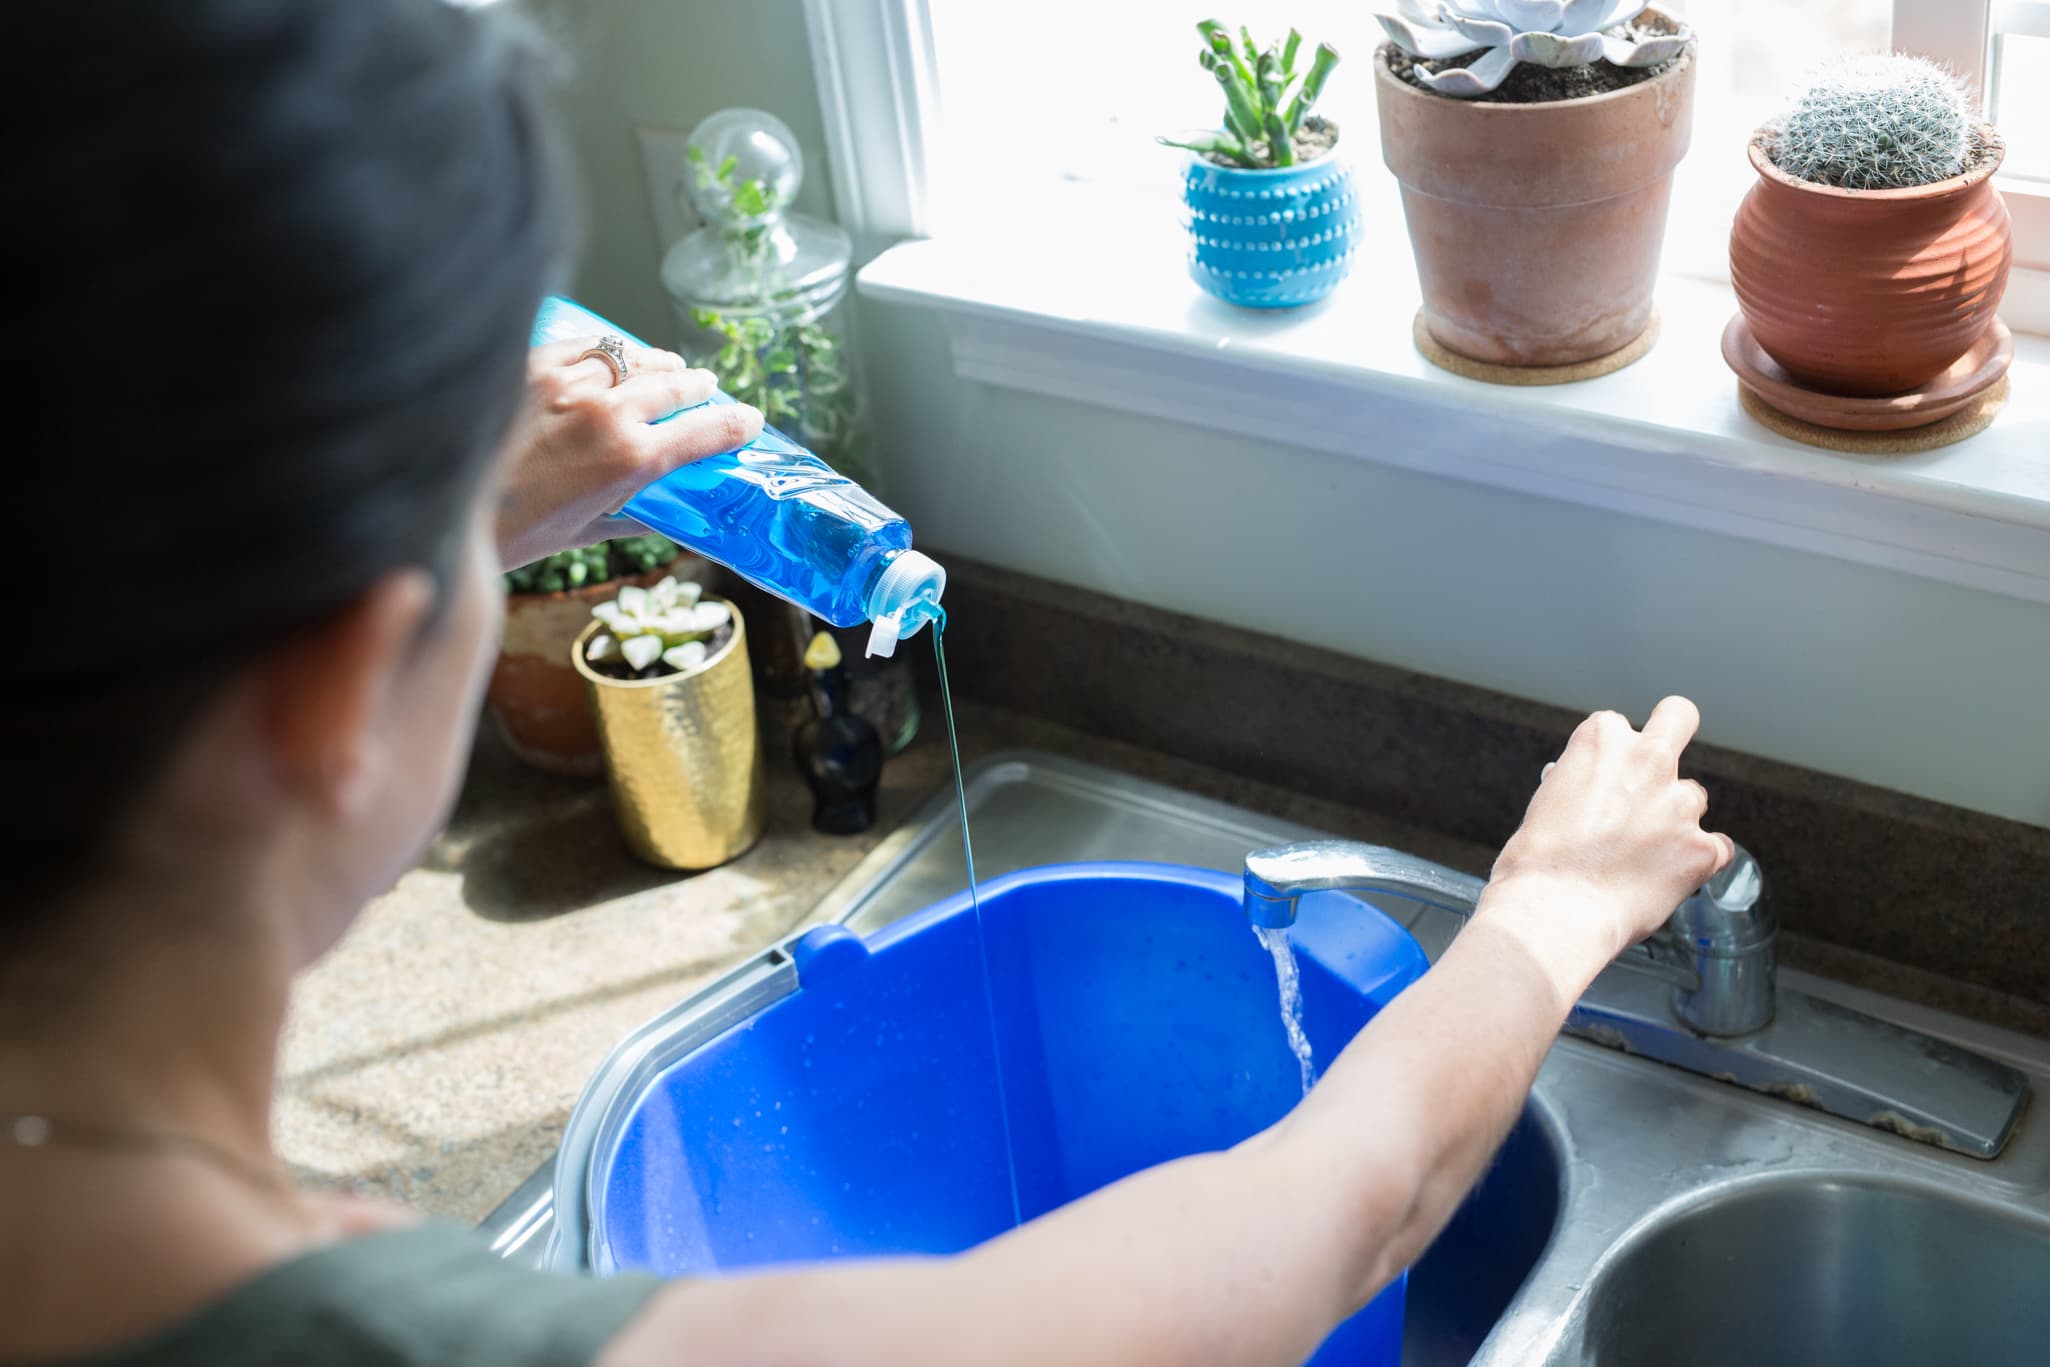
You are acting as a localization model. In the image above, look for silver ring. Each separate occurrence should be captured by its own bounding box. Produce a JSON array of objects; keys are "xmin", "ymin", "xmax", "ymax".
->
[{"xmin": 577, "ymin": 334, "xmax": 631, "ymax": 387}]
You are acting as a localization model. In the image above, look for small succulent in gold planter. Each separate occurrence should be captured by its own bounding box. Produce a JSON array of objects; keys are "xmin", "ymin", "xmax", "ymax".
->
[{"xmin": 574, "ymin": 576, "xmax": 765, "ymax": 870}]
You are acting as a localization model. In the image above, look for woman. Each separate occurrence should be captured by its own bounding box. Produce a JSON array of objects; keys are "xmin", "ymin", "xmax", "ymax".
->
[{"xmin": 0, "ymin": 3, "xmax": 1731, "ymax": 1364}]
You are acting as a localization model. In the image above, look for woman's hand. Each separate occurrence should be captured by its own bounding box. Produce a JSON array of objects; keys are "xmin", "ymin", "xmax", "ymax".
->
[
  {"xmin": 495, "ymin": 337, "xmax": 764, "ymax": 570},
  {"xmin": 1477, "ymin": 696, "xmax": 1736, "ymax": 1001}
]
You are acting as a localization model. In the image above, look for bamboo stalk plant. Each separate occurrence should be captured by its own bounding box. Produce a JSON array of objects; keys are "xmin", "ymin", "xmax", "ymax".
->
[
  {"xmin": 1160, "ymin": 20, "xmax": 1340, "ymax": 168},
  {"xmin": 1162, "ymin": 18, "xmax": 1359, "ymax": 309}
]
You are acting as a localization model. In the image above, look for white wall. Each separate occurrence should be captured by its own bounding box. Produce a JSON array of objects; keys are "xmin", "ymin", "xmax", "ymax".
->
[
  {"xmin": 532, "ymin": 1, "xmax": 2050, "ymax": 829},
  {"xmin": 524, "ymin": 0, "xmax": 832, "ymax": 346},
  {"xmin": 856, "ymin": 304, "xmax": 2050, "ymax": 828}
]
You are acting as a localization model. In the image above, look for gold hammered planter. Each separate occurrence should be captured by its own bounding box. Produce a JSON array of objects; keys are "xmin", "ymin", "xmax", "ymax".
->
[{"xmin": 571, "ymin": 604, "xmax": 766, "ymax": 871}]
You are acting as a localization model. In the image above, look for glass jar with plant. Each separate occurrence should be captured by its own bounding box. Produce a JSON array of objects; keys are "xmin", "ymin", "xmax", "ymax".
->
[{"xmin": 661, "ymin": 106, "xmax": 919, "ymax": 754}]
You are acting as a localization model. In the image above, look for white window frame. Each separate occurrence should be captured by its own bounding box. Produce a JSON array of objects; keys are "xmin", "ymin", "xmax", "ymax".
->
[
  {"xmin": 809, "ymin": 0, "xmax": 2050, "ymax": 613},
  {"xmin": 1898, "ymin": 0, "xmax": 2050, "ymax": 274},
  {"xmin": 801, "ymin": 0, "xmax": 943, "ymax": 243}
]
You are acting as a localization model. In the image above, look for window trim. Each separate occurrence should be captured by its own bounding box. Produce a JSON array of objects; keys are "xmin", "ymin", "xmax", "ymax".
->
[
  {"xmin": 1897, "ymin": 0, "xmax": 2050, "ymax": 270},
  {"xmin": 803, "ymin": 0, "xmax": 943, "ymax": 244}
]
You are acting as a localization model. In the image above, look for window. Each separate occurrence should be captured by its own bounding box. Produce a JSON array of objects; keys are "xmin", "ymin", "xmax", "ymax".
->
[
  {"xmin": 896, "ymin": 0, "xmax": 2048, "ymax": 278},
  {"xmin": 1659, "ymin": 0, "xmax": 1894, "ymax": 282},
  {"xmin": 1896, "ymin": 0, "xmax": 2050, "ymax": 268},
  {"xmin": 1992, "ymin": 22, "xmax": 2050, "ymax": 182},
  {"xmin": 923, "ymin": 0, "xmax": 1380, "ymax": 229},
  {"xmin": 832, "ymin": 0, "xmax": 2050, "ymax": 624}
]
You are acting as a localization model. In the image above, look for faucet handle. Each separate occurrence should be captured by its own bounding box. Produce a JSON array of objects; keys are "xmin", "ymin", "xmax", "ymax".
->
[
  {"xmin": 1660, "ymin": 843, "xmax": 1777, "ymax": 1037},
  {"xmin": 1669, "ymin": 844, "xmax": 1773, "ymax": 957}
]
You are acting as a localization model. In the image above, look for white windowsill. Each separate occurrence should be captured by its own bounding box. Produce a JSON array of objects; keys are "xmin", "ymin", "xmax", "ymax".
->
[{"xmin": 856, "ymin": 187, "xmax": 2050, "ymax": 607}]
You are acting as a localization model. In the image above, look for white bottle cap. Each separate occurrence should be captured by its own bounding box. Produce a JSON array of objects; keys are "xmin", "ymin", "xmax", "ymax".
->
[{"xmin": 864, "ymin": 550, "xmax": 947, "ymax": 658}]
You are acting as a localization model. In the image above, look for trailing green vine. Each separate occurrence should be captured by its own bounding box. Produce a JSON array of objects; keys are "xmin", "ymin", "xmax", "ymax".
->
[
  {"xmin": 690, "ymin": 307, "xmax": 870, "ymax": 486},
  {"xmin": 683, "ymin": 147, "xmax": 873, "ymax": 487}
]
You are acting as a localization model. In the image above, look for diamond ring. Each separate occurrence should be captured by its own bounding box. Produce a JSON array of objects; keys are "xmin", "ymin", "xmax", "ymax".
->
[{"xmin": 576, "ymin": 334, "xmax": 631, "ymax": 386}]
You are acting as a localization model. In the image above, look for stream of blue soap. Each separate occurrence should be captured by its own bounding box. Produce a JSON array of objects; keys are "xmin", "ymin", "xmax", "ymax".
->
[{"xmin": 933, "ymin": 619, "xmax": 1022, "ymax": 1226}]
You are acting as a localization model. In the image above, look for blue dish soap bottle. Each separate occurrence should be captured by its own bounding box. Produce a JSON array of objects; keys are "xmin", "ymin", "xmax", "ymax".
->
[{"xmin": 531, "ymin": 295, "xmax": 944, "ymax": 657}]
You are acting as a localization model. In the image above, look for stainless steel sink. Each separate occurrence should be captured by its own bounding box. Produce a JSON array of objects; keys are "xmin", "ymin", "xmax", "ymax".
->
[
  {"xmin": 485, "ymin": 751, "xmax": 2050, "ymax": 1366},
  {"xmin": 1575, "ymin": 1179, "xmax": 2050, "ymax": 1366}
]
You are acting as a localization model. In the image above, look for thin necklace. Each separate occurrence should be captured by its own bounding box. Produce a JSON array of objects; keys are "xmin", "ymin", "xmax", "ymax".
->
[{"xmin": 1, "ymin": 1112, "xmax": 295, "ymax": 1199}]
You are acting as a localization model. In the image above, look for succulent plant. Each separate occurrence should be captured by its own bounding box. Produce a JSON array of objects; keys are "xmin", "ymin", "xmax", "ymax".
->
[
  {"xmin": 504, "ymin": 534, "xmax": 680, "ymax": 596},
  {"xmin": 586, "ymin": 575, "xmax": 731, "ymax": 675},
  {"xmin": 1158, "ymin": 20, "xmax": 1341, "ymax": 169},
  {"xmin": 1770, "ymin": 55, "xmax": 1972, "ymax": 191},
  {"xmin": 1377, "ymin": 0, "xmax": 1687, "ymax": 98}
]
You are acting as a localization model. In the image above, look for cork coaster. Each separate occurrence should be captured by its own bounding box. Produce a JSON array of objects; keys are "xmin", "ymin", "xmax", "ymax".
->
[
  {"xmin": 1412, "ymin": 309, "xmax": 1660, "ymax": 386},
  {"xmin": 1738, "ymin": 379, "xmax": 2009, "ymax": 454}
]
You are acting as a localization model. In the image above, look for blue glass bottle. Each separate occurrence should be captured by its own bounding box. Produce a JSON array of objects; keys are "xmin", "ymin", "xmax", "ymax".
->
[{"xmin": 532, "ymin": 295, "xmax": 944, "ymax": 656}]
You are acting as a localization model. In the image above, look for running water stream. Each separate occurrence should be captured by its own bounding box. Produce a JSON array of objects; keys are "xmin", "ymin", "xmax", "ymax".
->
[{"xmin": 1253, "ymin": 925, "xmax": 1316, "ymax": 1096}]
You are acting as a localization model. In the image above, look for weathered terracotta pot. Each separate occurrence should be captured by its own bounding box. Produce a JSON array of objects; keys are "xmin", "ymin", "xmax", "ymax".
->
[
  {"xmin": 1729, "ymin": 128, "xmax": 2012, "ymax": 398},
  {"xmin": 1374, "ymin": 31, "xmax": 1695, "ymax": 368},
  {"xmin": 485, "ymin": 560, "xmax": 694, "ymax": 776}
]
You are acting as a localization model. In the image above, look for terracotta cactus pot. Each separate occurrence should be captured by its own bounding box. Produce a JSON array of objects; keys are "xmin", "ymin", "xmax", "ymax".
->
[
  {"xmin": 1374, "ymin": 28, "xmax": 1695, "ymax": 368},
  {"xmin": 1729, "ymin": 128, "xmax": 2012, "ymax": 398}
]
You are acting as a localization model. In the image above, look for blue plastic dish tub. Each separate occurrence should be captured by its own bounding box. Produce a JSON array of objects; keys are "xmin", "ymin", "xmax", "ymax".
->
[
  {"xmin": 1181, "ymin": 151, "xmax": 1361, "ymax": 308},
  {"xmin": 592, "ymin": 862, "xmax": 1427, "ymax": 1365}
]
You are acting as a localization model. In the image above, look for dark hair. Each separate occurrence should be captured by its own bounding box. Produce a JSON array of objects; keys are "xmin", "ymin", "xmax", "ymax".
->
[{"xmin": 1, "ymin": 1, "xmax": 572, "ymax": 919}]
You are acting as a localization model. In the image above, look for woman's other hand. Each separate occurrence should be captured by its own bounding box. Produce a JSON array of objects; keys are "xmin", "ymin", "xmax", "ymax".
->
[
  {"xmin": 1478, "ymin": 696, "xmax": 1736, "ymax": 1001},
  {"xmin": 495, "ymin": 337, "xmax": 764, "ymax": 569}
]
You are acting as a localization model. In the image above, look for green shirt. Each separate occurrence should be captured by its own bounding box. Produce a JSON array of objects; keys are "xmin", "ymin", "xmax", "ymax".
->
[{"xmin": 46, "ymin": 1224, "xmax": 664, "ymax": 1367}]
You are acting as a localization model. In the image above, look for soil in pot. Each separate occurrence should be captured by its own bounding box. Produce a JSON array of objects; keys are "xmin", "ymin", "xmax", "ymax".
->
[
  {"xmin": 1197, "ymin": 114, "xmax": 1339, "ymax": 169},
  {"xmin": 1384, "ymin": 22, "xmax": 1679, "ymax": 104}
]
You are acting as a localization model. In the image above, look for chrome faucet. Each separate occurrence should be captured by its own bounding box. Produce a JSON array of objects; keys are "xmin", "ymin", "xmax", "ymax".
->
[{"xmin": 1242, "ymin": 840, "xmax": 2030, "ymax": 1159}]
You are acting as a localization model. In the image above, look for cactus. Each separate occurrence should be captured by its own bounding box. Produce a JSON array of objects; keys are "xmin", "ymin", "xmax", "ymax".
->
[
  {"xmin": 586, "ymin": 575, "xmax": 731, "ymax": 676},
  {"xmin": 1376, "ymin": 0, "xmax": 1687, "ymax": 98},
  {"xmin": 1158, "ymin": 20, "xmax": 1341, "ymax": 169},
  {"xmin": 1770, "ymin": 55, "xmax": 1972, "ymax": 191}
]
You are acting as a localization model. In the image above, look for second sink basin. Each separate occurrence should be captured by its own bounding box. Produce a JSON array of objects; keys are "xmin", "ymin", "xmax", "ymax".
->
[{"xmin": 1581, "ymin": 1178, "xmax": 2050, "ymax": 1367}]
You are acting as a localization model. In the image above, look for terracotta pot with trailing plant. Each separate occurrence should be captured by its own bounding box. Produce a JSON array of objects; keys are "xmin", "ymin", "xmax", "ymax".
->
[
  {"xmin": 486, "ymin": 534, "xmax": 695, "ymax": 776},
  {"xmin": 1373, "ymin": 1, "xmax": 1695, "ymax": 369},
  {"xmin": 1158, "ymin": 19, "xmax": 1362, "ymax": 310},
  {"xmin": 1727, "ymin": 55, "xmax": 2012, "ymax": 413}
]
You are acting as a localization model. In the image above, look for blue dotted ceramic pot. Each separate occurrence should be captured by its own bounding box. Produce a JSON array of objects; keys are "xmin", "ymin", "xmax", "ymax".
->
[{"xmin": 1181, "ymin": 149, "xmax": 1360, "ymax": 309}]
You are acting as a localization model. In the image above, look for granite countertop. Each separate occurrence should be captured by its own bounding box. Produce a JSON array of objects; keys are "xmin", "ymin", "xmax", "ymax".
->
[
  {"xmin": 275, "ymin": 715, "xmax": 947, "ymax": 1219},
  {"xmin": 277, "ymin": 698, "xmax": 1491, "ymax": 1220}
]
